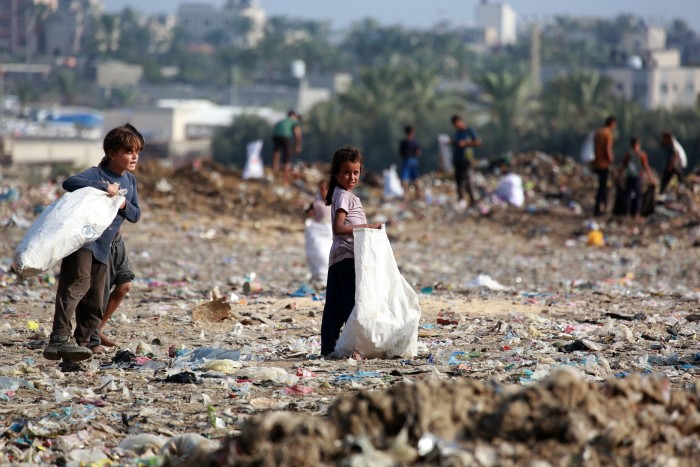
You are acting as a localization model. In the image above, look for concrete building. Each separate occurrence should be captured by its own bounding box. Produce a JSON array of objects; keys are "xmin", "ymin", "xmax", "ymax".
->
[
  {"xmin": 476, "ymin": 0, "xmax": 517, "ymax": 46},
  {"xmin": 0, "ymin": 0, "xmax": 57, "ymax": 57},
  {"xmin": 102, "ymin": 100, "xmax": 284, "ymax": 166},
  {"xmin": 177, "ymin": 0, "xmax": 265, "ymax": 48},
  {"xmin": 605, "ymin": 49, "xmax": 700, "ymax": 110}
]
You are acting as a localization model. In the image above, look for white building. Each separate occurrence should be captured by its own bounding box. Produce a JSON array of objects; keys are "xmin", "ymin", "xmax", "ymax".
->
[
  {"xmin": 177, "ymin": 0, "xmax": 265, "ymax": 48},
  {"xmin": 605, "ymin": 49, "xmax": 700, "ymax": 110},
  {"xmin": 476, "ymin": 0, "xmax": 517, "ymax": 46}
]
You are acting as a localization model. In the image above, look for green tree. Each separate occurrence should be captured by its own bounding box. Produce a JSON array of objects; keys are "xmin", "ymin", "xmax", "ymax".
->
[
  {"xmin": 475, "ymin": 69, "xmax": 530, "ymax": 157},
  {"xmin": 14, "ymin": 81, "xmax": 37, "ymax": 114},
  {"xmin": 54, "ymin": 70, "xmax": 80, "ymax": 105}
]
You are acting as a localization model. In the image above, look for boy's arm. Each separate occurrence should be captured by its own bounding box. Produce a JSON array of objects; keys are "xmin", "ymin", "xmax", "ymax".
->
[
  {"xmin": 62, "ymin": 168, "xmax": 107, "ymax": 192},
  {"xmin": 119, "ymin": 175, "xmax": 140, "ymax": 223}
]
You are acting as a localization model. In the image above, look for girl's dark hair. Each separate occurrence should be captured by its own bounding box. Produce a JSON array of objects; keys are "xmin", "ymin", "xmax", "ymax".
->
[
  {"xmin": 325, "ymin": 145, "xmax": 363, "ymax": 206},
  {"xmin": 99, "ymin": 123, "xmax": 145, "ymax": 168}
]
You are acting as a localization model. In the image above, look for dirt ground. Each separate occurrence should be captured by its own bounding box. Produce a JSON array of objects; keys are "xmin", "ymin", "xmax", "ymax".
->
[{"xmin": 1, "ymin": 159, "xmax": 700, "ymax": 465}]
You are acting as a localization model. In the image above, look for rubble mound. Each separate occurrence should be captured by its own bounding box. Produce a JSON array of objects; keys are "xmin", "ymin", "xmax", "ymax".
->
[
  {"xmin": 137, "ymin": 160, "xmax": 318, "ymax": 220},
  {"xmin": 206, "ymin": 368, "xmax": 700, "ymax": 466}
]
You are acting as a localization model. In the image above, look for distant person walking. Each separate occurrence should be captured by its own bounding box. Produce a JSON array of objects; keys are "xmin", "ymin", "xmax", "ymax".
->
[
  {"xmin": 592, "ymin": 115, "xmax": 617, "ymax": 217},
  {"xmin": 398, "ymin": 125, "xmax": 421, "ymax": 199},
  {"xmin": 271, "ymin": 110, "xmax": 302, "ymax": 185},
  {"xmin": 450, "ymin": 115, "xmax": 481, "ymax": 208},
  {"xmin": 659, "ymin": 132, "xmax": 686, "ymax": 194},
  {"xmin": 619, "ymin": 137, "xmax": 655, "ymax": 221}
]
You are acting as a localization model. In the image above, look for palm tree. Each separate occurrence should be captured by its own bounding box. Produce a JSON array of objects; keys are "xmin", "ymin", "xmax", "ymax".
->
[{"xmin": 475, "ymin": 69, "xmax": 530, "ymax": 156}]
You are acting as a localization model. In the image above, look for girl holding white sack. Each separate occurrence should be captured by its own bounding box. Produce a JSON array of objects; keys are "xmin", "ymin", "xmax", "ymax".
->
[{"xmin": 320, "ymin": 146, "xmax": 381, "ymax": 356}]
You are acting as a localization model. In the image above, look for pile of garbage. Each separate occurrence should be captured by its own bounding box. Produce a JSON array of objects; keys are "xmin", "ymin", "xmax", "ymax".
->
[
  {"xmin": 2, "ymin": 152, "xmax": 700, "ymax": 465},
  {"xmin": 217, "ymin": 368, "xmax": 700, "ymax": 466}
]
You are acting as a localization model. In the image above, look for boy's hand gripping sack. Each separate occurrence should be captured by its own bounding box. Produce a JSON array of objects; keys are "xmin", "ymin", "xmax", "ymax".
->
[
  {"xmin": 13, "ymin": 187, "xmax": 125, "ymax": 278},
  {"xmin": 334, "ymin": 227, "xmax": 421, "ymax": 358}
]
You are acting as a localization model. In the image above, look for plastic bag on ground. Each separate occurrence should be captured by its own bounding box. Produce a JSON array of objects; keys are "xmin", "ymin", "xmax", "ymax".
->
[
  {"xmin": 383, "ymin": 165, "xmax": 404, "ymax": 199},
  {"xmin": 495, "ymin": 173, "xmax": 525, "ymax": 207},
  {"xmin": 304, "ymin": 218, "xmax": 332, "ymax": 282},
  {"xmin": 334, "ymin": 228, "xmax": 421, "ymax": 358},
  {"xmin": 243, "ymin": 139, "xmax": 265, "ymax": 179},
  {"xmin": 13, "ymin": 186, "xmax": 125, "ymax": 278},
  {"xmin": 580, "ymin": 132, "xmax": 594, "ymax": 163}
]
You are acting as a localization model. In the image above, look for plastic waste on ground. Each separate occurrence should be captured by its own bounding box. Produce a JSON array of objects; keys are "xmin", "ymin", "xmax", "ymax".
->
[
  {"xmin": 463, "ymin": 274, "xmax": 508, "ymax": 291},
  {"xmin": 494, "ymin": 173, "xmax": 525, "ymax": 207}
]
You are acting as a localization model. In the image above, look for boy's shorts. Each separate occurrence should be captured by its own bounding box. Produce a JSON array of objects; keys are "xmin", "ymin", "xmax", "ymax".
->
[
  {"xmin": 272, "ymin": 136, "xmax": 293, "ymax": 164},
  {"xmin": 109, "ymin": 235, "xmax": 134, "ymax": 288},
  {"xmin": 401, "ymin": 157, "xmax": 420, "ymax": 182}
]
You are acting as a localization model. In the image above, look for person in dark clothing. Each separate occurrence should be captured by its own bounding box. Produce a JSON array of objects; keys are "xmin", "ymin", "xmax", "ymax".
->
[
  {"xmin": 592, "ymin": 116, "xmax": 617, "ymax": 217},
  {"xmin": 450, "ymin": 115, "xmax": 481, "ymax": 208},
  {"xmin": 619, "ymin": 137, "xmax": 655, "ymax": 222},
  {"xmin": 398, "ymin": 125, "xmax": 421, "ymax": 199}
]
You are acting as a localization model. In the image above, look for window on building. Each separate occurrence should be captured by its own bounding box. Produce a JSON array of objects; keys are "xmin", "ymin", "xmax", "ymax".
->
[
  {"xmin": 687, "ymin": 83, "xmax": 694, "ymax": 92},
  {"xmin": 660, "ymin": 83, "xmax": 668, "ymax": 94}
]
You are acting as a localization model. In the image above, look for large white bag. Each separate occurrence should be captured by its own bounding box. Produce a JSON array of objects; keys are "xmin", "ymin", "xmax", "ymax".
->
[
  {"xmin": 243, "ymin": 139, "xmax": 265, "ymax": 179},
  {"xmin": 383, "ymin": 164, "xmax": 404, "ymax": 199},
  {"xmin": 304, "ymin": 218, "xmax": 332, "ymax": 282},
  {"xmin": 334, "ymin": 228, "xmax": 421, "ymax": 358},
  {"xmin": 13, "ymin": 187, "xmax": 125, "ymax": 278},
  {"xmin": 580, "ymin": 132, "xmax": 595, "ymax": 163},
  {"xmin": 673, "ymin": 137, "xmax": 688, "ymax": 169},
  {"xmin": 437, "ymin": 134, "xmax": 453, "ymax": 172}
]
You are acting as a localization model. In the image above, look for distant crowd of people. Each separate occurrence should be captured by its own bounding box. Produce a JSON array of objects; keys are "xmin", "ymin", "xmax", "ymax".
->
[{"xmin": 592, "ymin": 115, "xmax": 688, "ymax": 221}]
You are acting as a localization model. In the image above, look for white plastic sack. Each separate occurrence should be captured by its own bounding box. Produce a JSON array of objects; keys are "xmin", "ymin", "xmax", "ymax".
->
[
  {"xmin": 304, "ymin": 218, "xmax": 332, "ymax": 282},
  {"xmin": 243, "ymin": 139, "xmax": 265, "ymax": 179},
  {"xmin": 495, "ymin": 173, "xmax": 525, "ymax": 207},
  {"xmin": 673, "ymin": 137, "xmax": 687, "ymax": 168},
  {"xmin": 383, "ymin": 164, "xmax": 404, "ymax": 199},
  {"xmin": 13, "ymin": 187, "xmax": 125, "ymax": 278},
  {"xmin": 334, "ymin": 228, "xmax": 421, "ymax": 358},
  {"xmin": 437, "ymin": 134, "xmax": 454, "ymax": 172},
  {"xmin": 580, "ymin": 132, "xmax": 595, "ymax": 163}
]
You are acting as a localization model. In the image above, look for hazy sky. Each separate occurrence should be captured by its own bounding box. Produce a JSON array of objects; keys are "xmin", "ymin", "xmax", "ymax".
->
[{"xmin": 102, "ymin": 0, "xmax": 700, "ymax": 30}]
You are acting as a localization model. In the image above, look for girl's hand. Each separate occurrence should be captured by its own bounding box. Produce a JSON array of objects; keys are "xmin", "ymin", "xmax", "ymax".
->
[
  {"xmin": 120, "ymin": 200, "xmax": 126, "ymax": 210},
  {"xmin": 368, "ymin": 223, "xmax": 383, "ymax": 229},
  {"xmin": 106, "ymin": 183, "xmax": 120, "ymax": 196}
]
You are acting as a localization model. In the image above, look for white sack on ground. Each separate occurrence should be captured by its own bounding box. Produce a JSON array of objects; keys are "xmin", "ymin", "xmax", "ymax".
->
[
  {"xmin": 383, "ymin": 164, "xmax": 404, "ymax": 199},
  {"xmin": 304, "ymin": 218, "xmax": 332, "ymax": 282},
  {"xmin": 243, "ymin": 140, "xmax": 265, "ymax": 179},
  {"xmin": 495, "ymin": 173, "xmax": 525, "ymax": 207},
  {"xmin": 13, "ymin": 187, "xmax": 125, "ymax": 278},
  {"xmin": 334, "ymin": 227, "xmax": 421, "ymax": 358},
  {"xmin": 580, "ymin": 132, "xmax": 594, "ymax": 163}
]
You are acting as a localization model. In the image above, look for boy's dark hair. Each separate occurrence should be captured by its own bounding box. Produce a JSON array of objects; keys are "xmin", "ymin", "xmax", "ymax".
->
[
  {"xmin": 630, "ymin": 137, "xmax": 639, "ymax": 147},
  {"xmin": 404, "ymin": 125, "xmax": 413, "ymax": 135},
  {"xmin": 99, "ymin": 123, "xmax": 144, "ymax": 168},
  {"xmin": 604, "ymin": 115, "xmax": 617, "ymax": 126},
  {"xmin": 325, "ymin": 145, "xmax": 363, "ymax": 206},
  {"xmin": 451, "ymin": 115, "xmax": 461, "ymax": 124}
]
